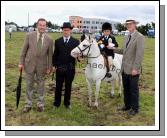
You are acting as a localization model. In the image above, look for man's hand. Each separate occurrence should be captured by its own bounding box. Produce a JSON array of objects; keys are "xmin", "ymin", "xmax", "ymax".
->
[
  {"xmin": 18, "ymin": 64, "xmax": 24, "ymax": 72},
  {"xmin": 52, "ymin": 67, "xmax": 57, "ymax": 73},
  {"xmin": 131, "ymin": 69, "xmax": 138, "ymax": 76},
  {"xmin": 107, "ymin": 45, "xmax": 116, "ymax": 50},
  {"xmin": 46, "ymin": 68, "xmax": 53, "ymax": 75},
  {"xmin": 106, "ymin": 43, "xmax": 115, "ymax": 49}
]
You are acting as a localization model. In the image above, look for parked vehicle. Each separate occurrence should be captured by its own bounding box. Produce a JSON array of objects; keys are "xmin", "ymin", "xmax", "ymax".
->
[
  {"xmin": 147, "ymin": 29, "xmax": 155, "ymax": 38},
  {"xmin": 72, "ymin": 28, "xmax": 80, "ymax": 33},
  {"xmin": 112, "ymin": 30, "xmax": 118, "ymax": 35},
  {"xmin": 121, "ymin": 30, "xmax": 129, "ymax": 36}
]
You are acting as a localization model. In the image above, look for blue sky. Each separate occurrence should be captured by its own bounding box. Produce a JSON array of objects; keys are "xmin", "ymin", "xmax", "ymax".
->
[{"xmin": 5, "ymin": 4, "xmax": 155, "ymax": 26}]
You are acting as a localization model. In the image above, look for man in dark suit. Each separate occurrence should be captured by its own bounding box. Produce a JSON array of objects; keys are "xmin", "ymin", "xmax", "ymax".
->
[
  {"xmin": 52, "ymin": 22, "xmax": 80, "ymax": 109},
  {"xmin": 97, "ymin": 22, "xmax": 118, "ymax": 77}
]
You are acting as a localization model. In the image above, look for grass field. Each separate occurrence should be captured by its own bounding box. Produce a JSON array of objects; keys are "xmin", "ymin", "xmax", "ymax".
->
[{"xmin": 5, "ymin": 32, "xmax": 155, "ymax": 126}]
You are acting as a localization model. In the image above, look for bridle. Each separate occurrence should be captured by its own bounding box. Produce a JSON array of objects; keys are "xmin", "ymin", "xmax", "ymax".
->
[
  {"xmin": 76, "ymin": 41, "xmax": 101, "ymax": 64},
  {"xmin": 77, "ymin": 44, "xmax": 91, "ymax": 58},
  {"xmin": 76, "ymin": 42, "xmax": 100, "ymax": 59}
]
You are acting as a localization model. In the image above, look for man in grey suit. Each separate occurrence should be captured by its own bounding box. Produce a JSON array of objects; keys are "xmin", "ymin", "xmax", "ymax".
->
[
  {"xmin": 19, "ymin": 18, "xmax": 53, "ymax": 113},
  {"xmin": 112, "ymin": 19, "xmax": 144, "ymax": 116}
]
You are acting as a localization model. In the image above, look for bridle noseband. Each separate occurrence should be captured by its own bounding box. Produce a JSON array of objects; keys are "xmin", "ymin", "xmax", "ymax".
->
[
  {"xmin": 77, "ymin": 44, "xmax": 91, "ymax": 58},
  {"xmin": 76, "ymin": 42, "xmax": 101, "ymax": 64}
]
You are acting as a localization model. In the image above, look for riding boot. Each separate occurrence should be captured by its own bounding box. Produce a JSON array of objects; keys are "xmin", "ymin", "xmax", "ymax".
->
[{"xmin": 105, "ymin": 56, "xmax": 112, "ymax": 78}]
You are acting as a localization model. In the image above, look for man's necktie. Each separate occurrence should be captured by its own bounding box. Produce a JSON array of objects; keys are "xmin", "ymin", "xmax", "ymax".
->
[
  {"xmin": 37, "ymin": 33, "xmax": 42, "ymax": 56},
  {"xmin": 64, "ymin": 38, "xmax": 68, "ymax": 45},
  {"xmin": 126, "ymin": 35, "xmax": 131, "ymax": 48}
]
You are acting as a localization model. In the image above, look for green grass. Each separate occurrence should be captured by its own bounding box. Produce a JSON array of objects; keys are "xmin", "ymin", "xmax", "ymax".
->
[{"xmin": 5, "ymin": 32, "xmax": 155, "ymax": 126}]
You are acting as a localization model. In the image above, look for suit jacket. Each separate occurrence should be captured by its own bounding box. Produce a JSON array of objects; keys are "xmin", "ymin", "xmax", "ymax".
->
[
  {"xmin": 52, "ymin": 36, "xmax": 80, "ymax": 70},
  {"xmin": 20, "ymin": 31, "xmax": 53, "ymax": 74},
  {"xmin": 97, "ymin": 35, "xmax": 118, "ymax": 57},
  {"xmin": 114, "ymin": 30, "xmax": 144, "ymax": 74}
]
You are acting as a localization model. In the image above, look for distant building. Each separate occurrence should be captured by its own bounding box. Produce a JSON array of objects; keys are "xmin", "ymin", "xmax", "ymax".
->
[
  {"xmin": 5, "ymin": 24, "xmax": 17, "ymax": 32},
  {"xmin": 69, "ymin": 16, "xmax": 120, "ymax": 33},
  {"xmin": 27, "ymin": 27, "xmax": 35, "ymax": 32},
  {"xmin": 17, "ymin": 26, "xmax": 28, "ymax": 32},
  {"xmin": 69, "ymin": 16, "xmax": 83, "ymax": 32}
]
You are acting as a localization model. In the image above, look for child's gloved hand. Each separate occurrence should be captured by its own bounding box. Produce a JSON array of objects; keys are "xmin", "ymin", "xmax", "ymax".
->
[{"xmin": 100, "ymin": 44, "xmax": 105, "ymax": 49}]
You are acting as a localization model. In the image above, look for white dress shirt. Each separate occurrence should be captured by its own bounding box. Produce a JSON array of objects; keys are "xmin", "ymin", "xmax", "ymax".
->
[
  {"xmin": 63, "ymin": 36, "xmax": 70, "ymax": 43},
  {"xmin": 37, "ymin": 30, "xmax": 45, "ymax": 46}
]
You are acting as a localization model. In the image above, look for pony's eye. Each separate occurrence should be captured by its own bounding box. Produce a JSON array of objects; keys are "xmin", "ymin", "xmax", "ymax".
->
[{"xmin": 83, "ymin": 45, "xmax": 87, "ymax": 47}]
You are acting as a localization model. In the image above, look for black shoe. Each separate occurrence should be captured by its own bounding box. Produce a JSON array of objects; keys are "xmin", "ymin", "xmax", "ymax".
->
[
  {"xmin": 105, "ymin": 72, "xmax": 112, "ymax": 78},
  {"xmin": 128, "ymin": 109, "xmax": 138, "ymax": 116},
  {"xmin": 118, "ymin": 106, "xmax": 131, "ymax": 111},
  {"xmin": 37, "ymin": 106, "xmax": 44, "ymax": 112},
  {"xmin": 53, "ymin": 102, "xmax": 60, "ymax": 107}
]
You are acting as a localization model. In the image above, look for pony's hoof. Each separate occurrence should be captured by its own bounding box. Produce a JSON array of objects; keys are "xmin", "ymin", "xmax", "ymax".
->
[
  {"xmin": 94, "ymin": 103, "xmax": 98, "ymax": 108},
  {"xmin": 93, "ymin": 105, "xmax": 98, "ymax": 109}
]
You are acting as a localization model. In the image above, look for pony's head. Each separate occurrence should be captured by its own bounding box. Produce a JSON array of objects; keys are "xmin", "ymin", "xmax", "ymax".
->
[{"xmin": 71, "ymin": 35, "xmax": 95, "ymax": 58}]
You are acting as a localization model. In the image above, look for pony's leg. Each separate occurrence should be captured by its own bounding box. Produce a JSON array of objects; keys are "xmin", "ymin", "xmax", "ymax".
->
[
  {"xmin": 110, "ymin": 80, "xmax": 115, "ymax": 98},
  {"xmin": 94, "ymin": 79, "xmax": 101, "ymax": 107},
  {"xmin": 118, "ymin": 73, "xmax": 122, "ymax": 97},
  {"xmin": 86, "ymin": 78, "xmax": 93, "ymax": 107}
]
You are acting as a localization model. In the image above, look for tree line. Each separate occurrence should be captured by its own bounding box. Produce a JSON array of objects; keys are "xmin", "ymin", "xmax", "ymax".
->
[
  {"xmin": 115, "ymin": 22, "xmax": 155, "ymax": 35},
  {"xmin": 32, "ymin": 21, "xmax": 60, "ymax": 29},
  {"xmin": 6, "ymin": 20, "xmax": 155, "ymax": 36}
]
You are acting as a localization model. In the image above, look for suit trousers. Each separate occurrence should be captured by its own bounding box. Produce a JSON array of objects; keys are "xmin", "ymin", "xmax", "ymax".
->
[
  {"xmin": 122, "ymin": 72, "xmax": 140, "ymax": 111},
  {"xmin": 54, "ymin": 66, "xmax": 75, "ymax": 107},
  {"xmin": 25, "ymin": 69, "xmax": 45, "ymax": 108}
]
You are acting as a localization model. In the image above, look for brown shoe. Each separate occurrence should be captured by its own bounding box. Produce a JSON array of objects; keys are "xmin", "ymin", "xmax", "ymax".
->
[
  {"xmin": 37, "ymin": 106, "xmax": 44, "ymax": 112},
  {"xmin": 23, "ymin": 107, "xmax": 31, "ymax": 113}
]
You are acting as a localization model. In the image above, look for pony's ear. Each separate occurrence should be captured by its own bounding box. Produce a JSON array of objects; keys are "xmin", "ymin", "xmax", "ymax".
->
[
  {"xmin": 89, "ymin": 35, "xmax": 91, "ymax": 40},
  {"xmin": 91, "ymin": 34, "xmax": 96, "ymax": 39},
  {"xmin": 88, "ymin": 34, "xmax": 95, "ymax": 43},
  {"xmin": 81, "ymin": 34, "xmax": 85, "ymax": 42}
]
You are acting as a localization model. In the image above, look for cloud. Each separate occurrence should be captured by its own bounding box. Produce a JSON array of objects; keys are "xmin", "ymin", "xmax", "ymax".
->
[{"xmin": 5, "ymin": 5, "xmax": 155, "ymax": 26}]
